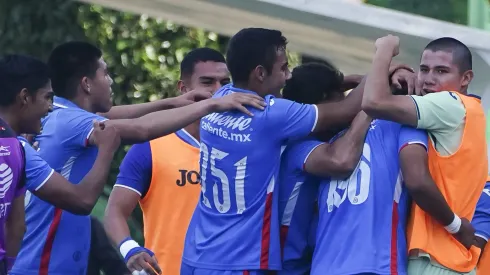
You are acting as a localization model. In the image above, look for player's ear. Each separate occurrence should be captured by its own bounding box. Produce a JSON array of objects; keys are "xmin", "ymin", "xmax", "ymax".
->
[
  {"xmin": 254, "ymin": 65, "xmax": 267, "ymax": 82},
  {"xmin": 18, "ymin": 88, "xmax": 30, "ymax": 108},
  {"xmin": 178, "ymin": 80, "xmax": 188, "ymax": 94},
  {"xmin": 461, "ymin": 70, "xmax": 473, "ymax": 88}
]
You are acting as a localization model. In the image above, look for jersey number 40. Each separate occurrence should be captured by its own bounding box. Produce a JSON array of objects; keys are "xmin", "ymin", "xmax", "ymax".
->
[{"xmin": 326, "ymin": 143, "xmax": 371, "ymax": 212}]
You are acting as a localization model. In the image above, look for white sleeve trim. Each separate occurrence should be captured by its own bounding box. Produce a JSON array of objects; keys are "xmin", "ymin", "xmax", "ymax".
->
[
  {"xmin": 113, "ymin": 184, "xmax": 143, "ymax": 197},
  {"xmin": 399, "ymin": 141, "xmax": 428, "ymax": 153},
  {"xmin": 310, "ymin": 105, "xmax": 319, "ymax": 132},
  {"xmin": 34, "ymin": 169, "xmax": 54, "ymax": 191},
  {"xmin": 303, "ymin": 143, "xmax": 324, "ymax": 165},
  {"xmin": 85, "ymin": 118, "xmax": 109, "ymax": 144},
  {"xmin": 476, "ymin": 233, "xmax": 489, "ymax": 242}
]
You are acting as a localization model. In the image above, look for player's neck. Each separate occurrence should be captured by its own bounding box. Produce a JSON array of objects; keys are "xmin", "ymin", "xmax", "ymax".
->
[
  {"xmin": 233, "ymin": 82, "xmax": 267, "ymax": 97},
  {"xmin": 68, "ymin": 94, "xmax": 97, "ymax": 113},
  {"xmin": 184, "ymin": 121, "xmax": 200, "ymax": 142},
  {"xmin": 0, "ymin": 109, "xmax": 21, "ymax": 135}
]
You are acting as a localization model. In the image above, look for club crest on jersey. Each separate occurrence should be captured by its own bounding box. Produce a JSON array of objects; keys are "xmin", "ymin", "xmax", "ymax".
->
[{"xmin": 0, "ymin": 163, "xmax": 13, "ymax": 199}]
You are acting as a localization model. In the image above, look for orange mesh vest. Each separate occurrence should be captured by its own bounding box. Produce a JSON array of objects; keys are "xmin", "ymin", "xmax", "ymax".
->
[
  {"xmin": 407, "ymin": 93, "xmax": 488, "ymax": 272},
  {"xmin": 140, "ymin": 133, "xmax": 200, "ymax": 275}
]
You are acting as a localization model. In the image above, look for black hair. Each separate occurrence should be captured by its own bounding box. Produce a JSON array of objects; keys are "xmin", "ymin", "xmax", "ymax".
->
[
  {"xmin": 424, "ymin": 37, "xmax": 472, "ymax": 73},
  {"xmin": 48, "ymin": 41, "xmax": 102, "ymax": 99},
  {"xmin": 0, "ymin": 54, "xmax": 50, "ymax": 107},
  {"xmin": 180, "ymin": 48, "xmax": 226, "ymax": 79},
  {"xmin": 226, "ymin": 28, "xmax": 287, "ymax": 83},
  {"xmin": 282, "ymin": 62, "xmax": 344, "ymax": 104}
]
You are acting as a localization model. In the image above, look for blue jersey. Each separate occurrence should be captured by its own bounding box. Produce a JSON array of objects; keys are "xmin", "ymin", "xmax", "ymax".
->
[
  {"xmin": 11, "ymin": 96, "xmax": 107, "ymax": 275},
  {"xmin": 278, "ymin": 139, "xmax": 323, "ymax": 275},
  {"xmin": 472, "ymin": 181, "xmax": 490, "ymax": 243},
  {"xmin": 311, "ymin": 120, "xmax": 428, "ymax": 275},
  {"xmin": 182, "ymin": 85, "xmax": 318, "ymax": 271}
]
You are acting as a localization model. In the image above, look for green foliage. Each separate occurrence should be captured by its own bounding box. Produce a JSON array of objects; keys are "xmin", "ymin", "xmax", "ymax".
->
[{"xmin": 365, "ymin": 0, "xmax": 468, "ymax": 25}]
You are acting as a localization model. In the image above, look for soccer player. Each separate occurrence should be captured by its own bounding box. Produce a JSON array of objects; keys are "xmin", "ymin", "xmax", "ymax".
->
[
  {"xmin": 181, "ymin": 28, "xmax": 410, "ymax": 274},
  {"xmin": 472, "ymin": 176, "xmax": 490, "ymax": 275},
  {"xmin": 12, "ymin": 42, "xmax": 264, "ymax": 275},
  {"xmin": 0, "ymin": 54, "xmax": 122, "ymax": 274},
  {"xmin": 278, "ymin": 62, "xmax": 371, "ymax": 275},
  {"xmin": 104, "ymin": 48, "xmax": 230, "ymax": 275},
  {"xmin": 362, "ymin": 35, "xmax": 487, "ymax": 274},
  {"xmin": 0, "ymin": 56, "xmax": 31, "ymax": 274}
]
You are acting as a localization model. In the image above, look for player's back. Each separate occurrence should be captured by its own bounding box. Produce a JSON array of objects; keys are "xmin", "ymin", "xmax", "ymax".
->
[
  {"xmin": 17, "ymin": 96, "xmax": 105, "ymax": 274},
  {"xmin": 277, "ymin": 139, "xmax": 322, "ymax": 275},
  {"xmin": 183, "ymin": 84, "xmax": 318, "ymax": 271},
  {"xmin": 312, "ymin": 120, "xmax": 427, "ymax": 275}
]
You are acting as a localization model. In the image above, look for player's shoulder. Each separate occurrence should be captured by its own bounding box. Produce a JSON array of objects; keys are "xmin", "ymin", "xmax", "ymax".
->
[
  {"xmin": 213, "ymin": 84, "xmax": 233, "ymax": 98},
  {"xmin": 484, "ymin": 180, "xmax": 490, "ymax": 190},
  {"xmin": 127, "ymin": 141, "xmax": 152, "ymax": 157}
]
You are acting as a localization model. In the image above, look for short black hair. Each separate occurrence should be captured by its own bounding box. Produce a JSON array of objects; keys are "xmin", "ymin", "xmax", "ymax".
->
[
  {"xmin": 48, "ymin": 41, "xmax": 102, "ymax": 99},
  {"xmin": 283, "ymin": 62, "xmax": 344, "ymax": 104},
  {"xmin": 0, "ymin": 54, "xmax": 50, "ymax": 107},
  {"xmin": 424, "ymin": 37, "xmax": 472, "ymax": 73},
  {"xmin": 226, "ymin": 28, "xmax": 287, "ymax": 83},
  {"xmin": 180, "ymin": 48, "xmax": 226, "ymax": 79}
]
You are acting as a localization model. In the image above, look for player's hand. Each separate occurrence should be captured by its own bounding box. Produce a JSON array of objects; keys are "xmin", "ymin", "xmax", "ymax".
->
[
  {"xmin": 375, "ymin": 35, "xmax": 400, "ymax": 57},
  {"xmin": 92, "ymin": 120, "xmax": 121, "ymax": 153},
  {"xmin": 391, "ymin": 68, "xmax": 417, "ymax": 95},
  {"xmin": 20, "ymin": 134, "xmax": 39, "ymax": 151},
  {"xmin": 182, "ymin": 88, "xmax": 214, "ymax": 103},
  {"xmin": 210, "ymin": 93, "xmax": 266, "ymax": 116},
  {"xmin": 126, "ymin": 251, "xmax": 162, "ymax": 275},
  {"xmin": 453, "ymin": 218, "xmax": 476, "ymax": 250}
]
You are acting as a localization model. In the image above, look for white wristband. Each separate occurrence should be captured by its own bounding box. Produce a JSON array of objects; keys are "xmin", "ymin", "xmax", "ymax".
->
[
  {"xmin": 444, "ymin": 214, "xmax": 462, "ymax": 234},
  {"xmin": 119, "ymin": 239, "xmax": 140, "ymax": 259}
]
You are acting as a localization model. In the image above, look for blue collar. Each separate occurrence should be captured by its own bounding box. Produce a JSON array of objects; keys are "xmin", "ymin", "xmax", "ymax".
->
[
  {"xmin": 53, "ymin": 96, "xmax": 82, "ymax": 109},
  {"xmin": 468, "ymin": 94, "xmax": 481, "ymax": 100},
  {"xmin": 229, "ymin": 84, "xmax": 259, "ymax": 95}
]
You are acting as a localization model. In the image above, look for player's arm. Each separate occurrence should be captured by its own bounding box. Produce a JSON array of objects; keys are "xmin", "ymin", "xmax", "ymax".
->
[
  {"xmin": 304, "ymin": 111, "xmax": 372, "ymax": 178},
  {"xmin": 341, "ymin": 74, "xmax": 364, "ymax": 92},
  {"xmin": 399, "ymin": 127, "xmax": 475, "ymax": 248},
  {"xmin": 312, "ymin": 63, "xmax": 409, "ymax": 133},
  {"xmin": 97, "ymin": 89, "xmax": 212, "ymax": 120},
  {"xmin": 104, "ymin": 143, "xmax": 161, "ymax": 275},
  {"xmin": 26, "ymin": 122, "xmax": 120, "ymax": 215},
  {"xmin": 472, "ymin": 185, "xmax": 490, "ymax": 255},
  {"xmin": 400, "ymin": 143, "xmax": 454, "ymax": 225},
  {"xmin": 4, "ymin": 193, "xmax": 26, "ymax": 271},
  {"xmin": 90, "ymin": 93, "xmax": 265, "ymax": 145},
  {"xmin": 361, "ymin": 38, "xmax": 419, "ymax": 127}
]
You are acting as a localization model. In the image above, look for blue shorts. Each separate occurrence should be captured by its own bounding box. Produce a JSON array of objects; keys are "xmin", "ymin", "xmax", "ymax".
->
[{"xmin": 181, "ymin": 262, "xmax": 276, "ymax": 275}]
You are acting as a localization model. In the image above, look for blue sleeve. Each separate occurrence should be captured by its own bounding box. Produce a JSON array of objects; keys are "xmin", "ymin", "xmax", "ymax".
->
[
  {"xmin": 63, "ymin": 109, "xmax": 108, "ymax": 147},
  {"xmin": 472, "ymin": 183, "xmax": 490, "ymax": 241},
  {"xmin": 398, "ymin": 126, "xmax": 428, "ymax": 152},
  {"xmin": 18, "ymin": 138, "xmax": 54, "ymax": 191},
  {"xmin": 284, "ymin": 139, "xmax": 324, "ymax": 172},
  {"xmin": 115, "ymin": 142, "xmax": 152, "ymax": 197},
  {"xmin": 267, "ymin": 97, "xmax": 318, "ymax": 141}
]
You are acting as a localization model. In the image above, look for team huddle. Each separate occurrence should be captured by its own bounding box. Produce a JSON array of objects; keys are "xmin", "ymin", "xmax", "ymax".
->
[{"xmin": 0, "ymin": 27, "xmax": 488, "ymax": 275}]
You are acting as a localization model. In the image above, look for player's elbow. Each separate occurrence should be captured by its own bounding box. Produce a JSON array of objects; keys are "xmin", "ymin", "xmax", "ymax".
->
[
  {"xmin": 361, "ymin": 97, "xmax": 383, "ymax": 118},
  {"xmin": 325, "ymin": 156, "xmax": 357, "ymax": 179},
  {"xmin": 69, "ymin": 199, "xmax": 96, "ymax": 216}
]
